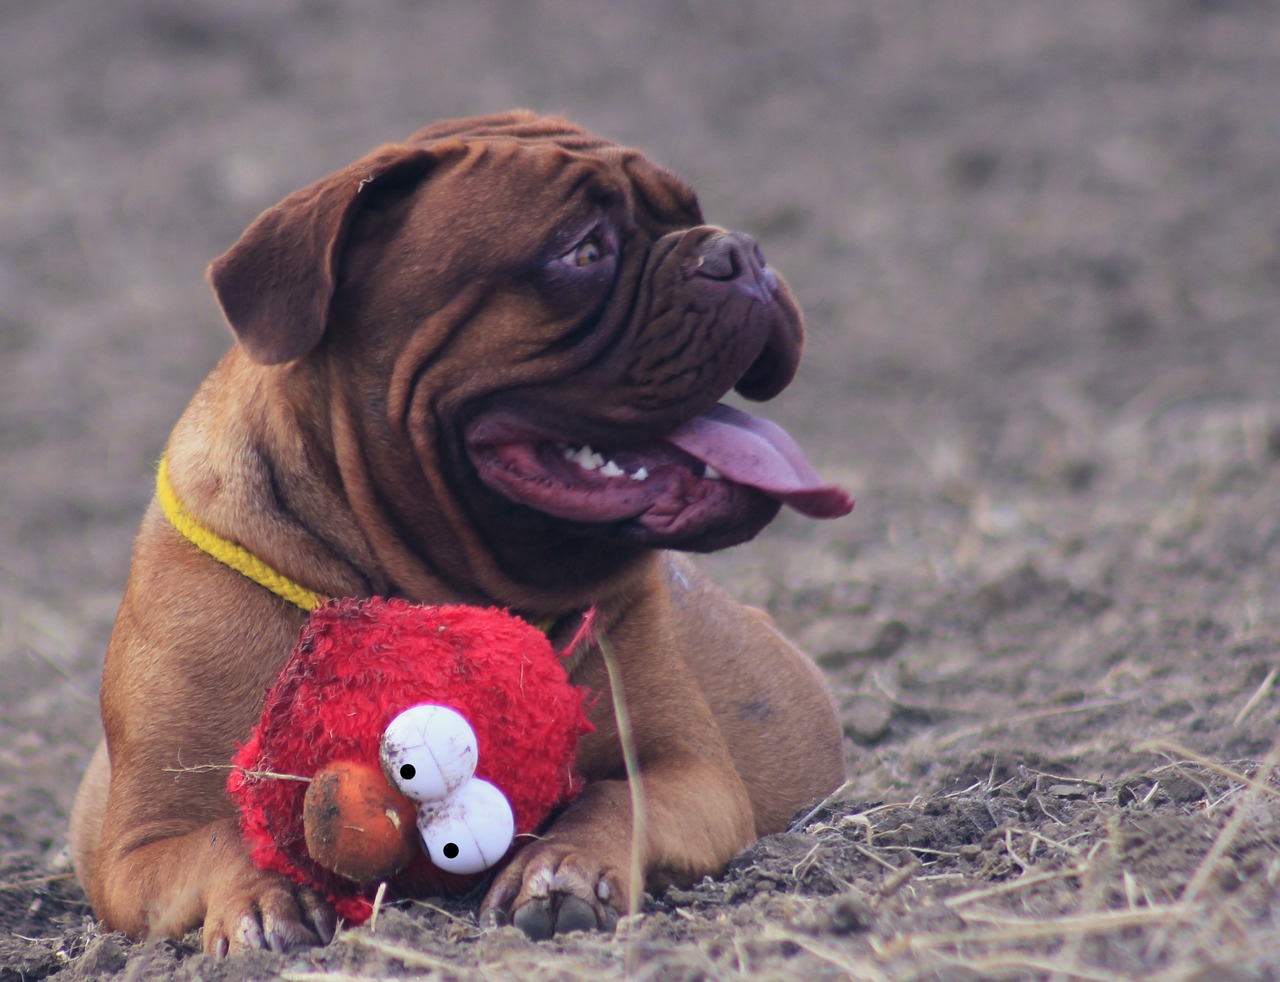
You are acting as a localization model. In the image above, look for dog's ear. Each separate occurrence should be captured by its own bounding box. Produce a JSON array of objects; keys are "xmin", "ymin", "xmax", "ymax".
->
[{"xmin": 208, "ymin": 145, "xmax": 439, "ymax": 365}]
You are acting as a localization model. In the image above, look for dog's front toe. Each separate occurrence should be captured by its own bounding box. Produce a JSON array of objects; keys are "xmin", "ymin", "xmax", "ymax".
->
[
  {"xmin": 202, "ymin": 874, "xmax": 334, "ymax": 955},
  {"xmin": 512, "ymin": 892, "xmax": 620, "ymax": 940},
  {"xmin": 481, "ymin": 844, "xmax": 627, "ymax": 940}
]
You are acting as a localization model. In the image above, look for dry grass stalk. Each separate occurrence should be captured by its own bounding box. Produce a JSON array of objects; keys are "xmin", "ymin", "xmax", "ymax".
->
[
  {"xmin": 853, "ymin": 843, "xmax": 902, "ymax": 873},
  {"xmin": 760, "ymin": 926, "xmax": 889, "ymax": 982},
  {"xmin": 955, "ymin": 906, "xmax": 1182, "ymax": 931},
  {"xmin": 1144, "ymin": 740, "xmax": 1280, "ymax": 961},
  {"xmin": 827, "ymin": 802, "xmax": 918, "ymax": 844},
  {"xmin": 367, "ymin": 881, "xmax": 387, "ymax": 933},
  {"xmin": 889, "ymin": 904, "xmax": 1188, "ymax": 955},
  {"xmin": 1007, "ymin": 826, "xmax": 1086, "ymax": 858},
  {"xmin": 791, "ymin": 840, "xmax": 830, "ymax": 884},
  {"xmin": 933, "ymin": 951, "xmax": 1128, "ymax": 982},
  {"xmin": 875, "ymin": 858, "xmax": 921, "ymax": 904},
  {"xmin": 597, "ymin": 634, "xmax": 645, "ymax": 974},
  {"xmin": 406, "ymin": 900, "xmax": 479, "ymax": 931},
  {"xmin": 339, "ymin": 933, "xmax": 471, "ymax": 974},
  {"xmin": 1052, "ymin": 813, "xmax": 1122, "ymax": 977},
  {"xmin": 936, "ymin": 698, "xmax": 1138, "ymax": 750},
  {"xmin": 1138, "ymin": 739, "xmax": 1280, "ymax": 800},
  {"xmin": 282, "ymin": 974, "xmax": 393, "ymax": 982},
  {"xmin": 875, "ymin": 844, "xmax": 960, "ymax": 859},
  {"xmin": 1232, "ymin": 666, "xmax": 1277, "ymax": 726},
  {"xmin": 1004, "ymin": 829, "xmax": 1031, "ymax": 871},
  {"xmin": 161, "ymin": 763, "xmax": 312, "ymax": 783},
  {"xmin": 943, "ymin": 865, "xmax": 1084, "ymax": 909},
  {"xmin": 0, "ymin": 872, "xmax": 75, "ymax": 892},
  {"xmin": 793, "ymin": 778, "xmax": 855, "ymax": 829}
]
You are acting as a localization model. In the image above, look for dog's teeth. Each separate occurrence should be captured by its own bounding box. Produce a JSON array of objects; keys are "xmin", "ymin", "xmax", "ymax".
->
[
  {"xmin": 630, "ymin": 467, "xmax": 649, "ymax": 482},
  {"xmin": 565, "ymin": 445, "xmax": 630, "ymax": 476},
  {"xmin": 704, "ymin": 464, "xmax": 722, "ymax": 480},
  {"xmin": 566, "ymin": 445, "xmax": 605, "ymax": 470}
]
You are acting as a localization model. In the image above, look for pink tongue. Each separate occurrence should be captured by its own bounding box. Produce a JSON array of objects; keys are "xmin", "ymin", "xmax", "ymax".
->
[{"xmin": 663, "ymin": 404, "xmax": 854, "ymax": 519}]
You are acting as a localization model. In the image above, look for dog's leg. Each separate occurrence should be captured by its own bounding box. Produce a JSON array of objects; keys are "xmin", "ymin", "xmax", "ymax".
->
[
  {"xmin": 88, "ymin": 817, "xmax": 336, "ymax": 954},
  {"xmin": 480, "ymin": 566, "xmax": 758, "ymax": 937},
  {"xmin": 663, "ymin": 554, "xmax": 847, "ymax": 834},
  {"xmin": 70, "ymin": 740, "xmax": 324, "ymax": 954},
  {"xmin": 83, "ymin": 532, "xmax": 338, "ymax": 953},
  {"xmin": 68, "ymin": 739, "xmax": 109, "ymax": 893},
  {"xmin": 480, "ymin": 556, "xmax": 845, "ymax": 938}
]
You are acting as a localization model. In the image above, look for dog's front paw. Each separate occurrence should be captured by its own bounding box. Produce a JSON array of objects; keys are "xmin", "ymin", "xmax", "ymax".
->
[
  {"xmin": 480, "ymin": 843, "xmax": 627, "ymax": 940},
  {"xmin": 202, "ymin": 869, "xmax": 336, "ymax": 956}
]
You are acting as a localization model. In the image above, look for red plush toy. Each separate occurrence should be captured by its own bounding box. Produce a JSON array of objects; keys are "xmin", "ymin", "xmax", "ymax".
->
[{"xmin": 227, "ymin": 598, "xmax": 592, "ymax": 924}]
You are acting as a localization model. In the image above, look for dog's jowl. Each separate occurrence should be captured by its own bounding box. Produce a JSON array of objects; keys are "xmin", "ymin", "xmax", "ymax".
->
[{"xmin": 69, "ymin": 111, "xmax": 853, "ymax": 953}]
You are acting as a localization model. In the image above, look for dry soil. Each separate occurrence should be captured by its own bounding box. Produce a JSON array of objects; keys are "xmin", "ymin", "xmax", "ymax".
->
[{"xmin": 3, "ymin": 2, "xmax": 1280, "ymax": 979}]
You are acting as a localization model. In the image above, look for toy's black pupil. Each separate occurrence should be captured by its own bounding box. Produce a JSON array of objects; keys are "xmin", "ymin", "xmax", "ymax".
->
[
  {"xmin": 443, "ymin": 843, "xmax": 459, "ymax": 859},
  {"xmin": 399, "ymin": 764, "xmax": 416, "ymax": 781}
]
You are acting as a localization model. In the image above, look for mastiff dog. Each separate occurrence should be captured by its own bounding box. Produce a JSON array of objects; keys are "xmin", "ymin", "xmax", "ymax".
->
[{"xmin": 70, "ymin": 111, "xmax": 853, "ymax": 954}]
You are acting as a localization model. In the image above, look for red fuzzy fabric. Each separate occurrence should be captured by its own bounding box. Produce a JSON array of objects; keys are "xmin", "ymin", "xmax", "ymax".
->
[{"xmin": 227, "ymin": 598, "xmax": 591, "ymax": 924}]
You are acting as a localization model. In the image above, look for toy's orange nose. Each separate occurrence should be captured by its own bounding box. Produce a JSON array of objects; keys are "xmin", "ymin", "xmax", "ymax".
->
[{"xmin": 303, "ymin": 760, "xmax": 418, "ymax": 883}]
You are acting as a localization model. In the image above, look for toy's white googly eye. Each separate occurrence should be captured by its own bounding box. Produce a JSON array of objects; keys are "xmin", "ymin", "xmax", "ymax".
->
[
  {"xmin": 418, "ymin": 778, "xmax": 515, "ymax": 875},
  {"xmin": 380, "ymin": 705, "xmax": 478, "ymax": 804}
]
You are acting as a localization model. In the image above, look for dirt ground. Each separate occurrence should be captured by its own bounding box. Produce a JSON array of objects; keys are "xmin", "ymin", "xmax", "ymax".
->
[{"xmin": 3, "ymin": 1, "xmax": 1279, "ymax": 978}]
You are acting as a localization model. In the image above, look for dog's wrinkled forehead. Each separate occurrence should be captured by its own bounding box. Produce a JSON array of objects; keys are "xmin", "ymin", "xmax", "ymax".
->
[{"xmin": 407, "ymin": 111, "xmax": 703, "ymax": 234}]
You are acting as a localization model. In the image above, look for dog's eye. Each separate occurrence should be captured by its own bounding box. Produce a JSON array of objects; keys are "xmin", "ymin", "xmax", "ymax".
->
[{"xmin": 562, "ymin": 236, "xmax": 604, "ymax": 268}]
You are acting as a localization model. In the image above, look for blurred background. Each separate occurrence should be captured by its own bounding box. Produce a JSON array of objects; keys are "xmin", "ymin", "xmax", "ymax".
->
[{"xmin": 2, "ymin": 0, "xmax": 1278, "ymax": 919}]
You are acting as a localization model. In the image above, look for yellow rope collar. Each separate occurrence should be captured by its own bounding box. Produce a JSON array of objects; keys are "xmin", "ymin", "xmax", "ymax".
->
[
  {"xmin": 155, "ymin": 456, "xmax": 558, "ymax": 633},
  {"xmin": 156, "ymin": 456, "xmax": 328, "ymax": 612}
]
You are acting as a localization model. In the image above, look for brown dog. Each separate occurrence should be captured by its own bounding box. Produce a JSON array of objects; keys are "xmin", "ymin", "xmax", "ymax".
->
[{"xmin": 69, "ymin": 111, "xmax": 851, "ymax": 954}]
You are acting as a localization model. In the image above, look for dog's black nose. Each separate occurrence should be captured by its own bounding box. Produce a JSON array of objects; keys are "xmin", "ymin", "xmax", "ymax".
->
[{"xmin": 690, "ymin": 231, "xmax": 769, "ymax": 285}]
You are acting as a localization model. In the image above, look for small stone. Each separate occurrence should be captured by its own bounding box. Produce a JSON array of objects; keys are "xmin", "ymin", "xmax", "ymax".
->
[
  {"xmin": 843, "ymin": 694, "xmax": 892, "ymax": 744},
  {"xmin": 1045, "ymin": 784, "xmax": 1089, "ymax": 799}
]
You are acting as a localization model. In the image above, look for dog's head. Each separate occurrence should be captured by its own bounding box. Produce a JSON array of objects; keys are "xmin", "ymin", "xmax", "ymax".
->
[{"xmin": 209, "ymin": 111, "xmax": 850, "ymax": 596}]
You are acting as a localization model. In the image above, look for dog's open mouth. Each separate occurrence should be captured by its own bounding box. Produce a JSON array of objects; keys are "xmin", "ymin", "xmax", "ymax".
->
[{"xmin": 465, "ymin": 404, "xmax": 852, "ymax": 548}]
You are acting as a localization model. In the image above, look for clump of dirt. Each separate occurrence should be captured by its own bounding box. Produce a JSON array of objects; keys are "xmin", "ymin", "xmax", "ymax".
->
[{"xmin": 4, "ymin": 1, "xmax": 1280, "ymax": 979}]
